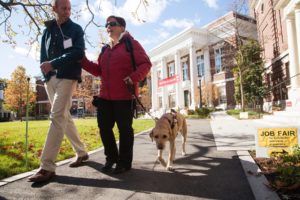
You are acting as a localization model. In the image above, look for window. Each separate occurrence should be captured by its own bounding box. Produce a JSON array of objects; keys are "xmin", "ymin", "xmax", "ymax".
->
[
  {"xmin": 167, "ymin": 62, "xmax": 175, "ymax": 77},
  {"xmin": 182, "ymin": 62, "xmax": 189, "ymax": 81},
  {"xmin": 181, "ymin": 56, "xmax": 189, "ymax": 81},
  {"xmin": 93, "ymin": 78, "xmax": 101, "ymax": 91},
  {"xmin": 196, "ymin": 55, "xmax": 205, "ymax": 77},
  {"xmin": 218, "ymin": 86, "xmax": 227, "ymax": 104},
  {"xmin": 158, "ymin": 96, "xmax": 162, "ymax": 108},
  {"xmin": 184, "ymin": 90, "xmax": 190, "ymax": 107},
  {"xmin": 168, "ymin": 94, "xmax": 176, "ymax": 108},
  {"xmin": 157, "ymin": 70, "xmax": 162, "ymax": 81},
  {"xmin": 285, "ymin": 62, "xmax": 290, "ymax": 86},
  {"xmin": 215, "ymin": 48, "xmax": 222, "ymax": 73},
  {"xmin": 261, "ymin": 3, "xmax": 264, "ymax": 14}
]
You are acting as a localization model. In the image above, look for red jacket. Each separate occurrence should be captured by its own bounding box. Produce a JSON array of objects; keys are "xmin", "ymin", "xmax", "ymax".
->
[{"xmin": 81, "ymin": 32, "xmax": 152, "ymax": 100}]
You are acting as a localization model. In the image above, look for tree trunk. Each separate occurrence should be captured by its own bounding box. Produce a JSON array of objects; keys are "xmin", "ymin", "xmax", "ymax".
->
[{"xmin": 239, "ymin": 69, "xmax": 245, "ymax": 111}]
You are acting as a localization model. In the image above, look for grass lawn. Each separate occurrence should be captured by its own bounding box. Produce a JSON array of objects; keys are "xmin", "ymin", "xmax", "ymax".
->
[
  {"xmin": 0, "ymin": 118, "xmax": 154, "ymax": 180},
  {"xmin": 226, "ymin": 109, "xmax": 267, "ymax": 119}
]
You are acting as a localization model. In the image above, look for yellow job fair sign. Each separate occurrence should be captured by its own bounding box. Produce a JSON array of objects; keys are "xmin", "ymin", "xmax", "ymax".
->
[
  {"xmin": 256, "ymin": 127, "xmax": 298, "ymax": 157},
  {"xmin": 258, "ymin": 128, "xmax": 298, "ymax": 147}
]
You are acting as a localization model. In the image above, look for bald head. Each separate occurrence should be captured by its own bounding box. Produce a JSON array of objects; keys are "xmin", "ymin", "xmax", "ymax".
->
[
  {"xmin": 51, "ymin": 0, "xmax": 68, "ymax": 7},
  {"xmin": 52, "ymin": 0, "xmax": 71, "ymax": 24}
]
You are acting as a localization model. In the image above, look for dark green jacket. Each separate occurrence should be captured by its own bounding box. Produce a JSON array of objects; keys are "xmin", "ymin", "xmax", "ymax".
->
[{"xmin": 40, "ymin": 19, "xmax": 85, "ymax": 82}]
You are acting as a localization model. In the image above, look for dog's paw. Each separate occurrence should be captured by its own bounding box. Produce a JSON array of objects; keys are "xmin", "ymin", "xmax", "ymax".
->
[
  {"xmin": 158, "ymin": 157, "xmax": 167, "ymax": 167},
  {"xmin": 166, "ymin": 165, "xmax": 174, "ymax": 171}
]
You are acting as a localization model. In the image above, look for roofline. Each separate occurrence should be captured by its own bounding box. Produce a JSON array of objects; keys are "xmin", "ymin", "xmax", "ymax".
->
[
  {"xmin": 202, "ymin": 11, "xmax": 256, "ymax": 29},
  {"xmin": 148, "ymin": 26, "xmax": 206, "ymax": 53}
]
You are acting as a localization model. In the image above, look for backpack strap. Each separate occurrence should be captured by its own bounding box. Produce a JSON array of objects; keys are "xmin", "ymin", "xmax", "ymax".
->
[
  {"xmin": 124, "ymin": 37, "xmax": 137, "ymax": 71},
  {"xmin": 100, "ymin": 44, "xmax": 109, "ymax": 56}
]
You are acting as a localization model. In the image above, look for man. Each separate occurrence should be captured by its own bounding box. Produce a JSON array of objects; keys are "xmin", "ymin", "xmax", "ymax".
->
[{"xmin": 28, "ymin": 0, "xmax": 88, "ymax": 183}]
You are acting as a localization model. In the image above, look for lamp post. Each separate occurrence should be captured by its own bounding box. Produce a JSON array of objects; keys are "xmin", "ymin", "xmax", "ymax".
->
[
  {"xmin": 198, "ymin": 74, "xmax": 202, "ymax": 108},
  {"xmin": 25, "ymin": 77, "xmax": 30, "ymax": 169}
]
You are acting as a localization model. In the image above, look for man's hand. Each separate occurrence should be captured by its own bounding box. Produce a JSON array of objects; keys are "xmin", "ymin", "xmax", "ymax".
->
[
  {"xmin": 40, "ymin": 62, "xmax": 53, "ymax": 74},
  {"xmin": 123, "ymin": 76, "xmax": 133, "ymax": 85}
]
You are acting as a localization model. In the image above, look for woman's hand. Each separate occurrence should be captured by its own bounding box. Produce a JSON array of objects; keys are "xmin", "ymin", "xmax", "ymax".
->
[{"xmin": 123, "ymin": 76, "xmax": 133, "ymax": 85}]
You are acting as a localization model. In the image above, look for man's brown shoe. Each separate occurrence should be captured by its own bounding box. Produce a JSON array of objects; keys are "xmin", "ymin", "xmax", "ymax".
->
[
  {"xmin": 69, "ymin": 154, "xmax": 89, "ymax": 168},
  {"xmin": 28, "ymin": 169, "xmax": 55, "ymax": 183}
]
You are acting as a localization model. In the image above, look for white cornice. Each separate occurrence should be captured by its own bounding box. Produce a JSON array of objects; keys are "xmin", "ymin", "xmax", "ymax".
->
[
  {"xmin": 250, "ymin": 0, "xmax": 263, "ymax": 10},
  {"xmin": 274, "ymin": 0, "xmax": 290, "ymax": 10},
  {"xmin": 250, "ymin": 0, "xmax": 258, "ymax": 9},
  {"xmin": 285, "ymin": 0, "xmax": 300, "ymax": 18},
  {"xmin": 148, "ymin": 27, "xmax": 208, "ymax": 59}
]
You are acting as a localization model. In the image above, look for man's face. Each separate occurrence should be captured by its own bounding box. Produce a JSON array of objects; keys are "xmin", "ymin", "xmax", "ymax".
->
[{"xmin": 53, "ymin": 0, "xmax": 71, "ymax": 23}]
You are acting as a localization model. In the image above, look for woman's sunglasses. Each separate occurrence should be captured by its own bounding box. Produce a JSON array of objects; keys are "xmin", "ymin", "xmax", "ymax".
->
[{"xmin": 105, "ymin": 21, "xmax": 120, "ymax": 28}]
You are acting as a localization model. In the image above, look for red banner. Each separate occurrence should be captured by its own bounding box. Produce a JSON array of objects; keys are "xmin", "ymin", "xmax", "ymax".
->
[
  {"xmin": 158, "ymin": 75, "xmax": 180, "ymax": 87},
  {"xmin": 286, "ymin": 101, "xmax": 292, "ymax": 107}
]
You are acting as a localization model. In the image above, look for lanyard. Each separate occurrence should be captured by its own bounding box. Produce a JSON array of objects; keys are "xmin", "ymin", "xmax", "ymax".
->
[{"xmin": 56, "ymin": 21, "xmax": 68, "ymax": 40}]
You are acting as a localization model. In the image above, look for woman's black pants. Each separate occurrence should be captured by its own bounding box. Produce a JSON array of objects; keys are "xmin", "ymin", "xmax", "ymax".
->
[{"xmin": 96, "ymin": 98, "xmax": 134, "ymax": 169}]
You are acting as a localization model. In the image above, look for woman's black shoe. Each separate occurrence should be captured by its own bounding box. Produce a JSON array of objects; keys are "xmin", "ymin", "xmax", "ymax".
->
[
  {"xmin": 112, "ymin": 166, "xmax": 131, "ymax": 174},
  {"xmin": 101, "ymin": 161, "xmax": 115, "ymax": 172}
]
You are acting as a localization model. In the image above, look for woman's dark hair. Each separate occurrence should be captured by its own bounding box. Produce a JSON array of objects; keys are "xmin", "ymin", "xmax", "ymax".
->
[{"xmin": 106, "ymin": 15, "xmax": 126, "ymax": 28}]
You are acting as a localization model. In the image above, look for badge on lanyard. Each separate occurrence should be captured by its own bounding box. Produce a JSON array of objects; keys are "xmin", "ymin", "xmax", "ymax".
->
[{"xmin": 63, "ymin": 38, "xmax": 72, "ymax": 49}]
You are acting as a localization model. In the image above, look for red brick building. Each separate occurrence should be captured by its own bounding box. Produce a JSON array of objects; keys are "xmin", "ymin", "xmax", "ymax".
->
[
  {"xmin": 250, "ymin": 0, "xmax": 291, "ymax": 111},
  {"xmin": 35, "ymin": 70, "xmax": 100, "ymax": 118}
]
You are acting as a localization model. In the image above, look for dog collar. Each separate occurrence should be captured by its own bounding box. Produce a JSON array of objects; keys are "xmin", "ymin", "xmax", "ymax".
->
[{"xmin": 162, "ymin": 114, "xmax": 177, "ymax": 129}]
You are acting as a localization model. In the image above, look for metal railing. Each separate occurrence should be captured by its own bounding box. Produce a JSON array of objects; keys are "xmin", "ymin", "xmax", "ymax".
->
[
  {"xmin": 266, "ymin": 72, "xmax": 300, "ymax": 94},
  {"xmin": 264, "ymin": 72, "xmax": 300, "ymax": 110}
]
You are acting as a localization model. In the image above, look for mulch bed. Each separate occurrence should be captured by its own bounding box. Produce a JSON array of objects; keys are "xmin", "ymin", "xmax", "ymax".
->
[{"xmin": 249, "ymin": 154, "xmax": 300, "ymax": 200}]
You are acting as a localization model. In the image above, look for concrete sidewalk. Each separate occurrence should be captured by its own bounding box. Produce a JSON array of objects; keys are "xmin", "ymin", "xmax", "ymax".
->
[
  {"xmin": 0, "ymin": 119, "xmax": 259, "ymax": 200},
  {"xmin": 210, "ymin": 111, "xmax": 256, "ymax": 151},
  {"xmin": 210, "ymin": 111, "xmax": 280, "ymax": 200}
]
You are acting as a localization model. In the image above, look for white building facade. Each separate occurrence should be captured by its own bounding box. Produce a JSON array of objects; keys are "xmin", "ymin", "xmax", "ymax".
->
[
  {"xmin": 148, "ymin": 12, "xmax": 258, "ymax": 115},
  {"xmin": 275, "ymin": 0, "xmax": 300, "ymax": 111}
]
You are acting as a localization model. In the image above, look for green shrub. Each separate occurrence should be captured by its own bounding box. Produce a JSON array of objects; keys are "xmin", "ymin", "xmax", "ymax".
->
[
  {"xmin": 187, "ymin": 109, "xmax": 195, "ymax": 115},
  {"xmin": 195, "ymin": 107, "xmax": 210, "ymax": 116},
  {"xmin": 277, "ymin": 145, "xmax": 300, "ymax": 185}
]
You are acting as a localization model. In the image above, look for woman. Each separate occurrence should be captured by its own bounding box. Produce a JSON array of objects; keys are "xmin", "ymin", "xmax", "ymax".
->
[{"xmin": 81, "ymin": 15, "xmax": 151, "ymax": 174}]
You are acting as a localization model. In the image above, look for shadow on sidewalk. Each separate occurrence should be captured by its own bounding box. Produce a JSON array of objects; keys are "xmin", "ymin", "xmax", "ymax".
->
[
  {"xmin": 28, "ymin": 133, "xmax": 254, "ymax": 200},
  {"xmin": 1, "ymin": 121, "xmax": 257, "ymax": 200}
]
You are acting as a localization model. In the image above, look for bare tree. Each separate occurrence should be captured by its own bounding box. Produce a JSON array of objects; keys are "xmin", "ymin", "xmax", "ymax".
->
[{"xmin": 0, "ymin": 0, "xmax": 149, "ymax": 47}]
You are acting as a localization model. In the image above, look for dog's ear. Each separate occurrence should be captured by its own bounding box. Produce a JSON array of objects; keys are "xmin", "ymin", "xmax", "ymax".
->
[{"xmin": 149, "ymin": 129, "xmax": 154, "ymax": 142}]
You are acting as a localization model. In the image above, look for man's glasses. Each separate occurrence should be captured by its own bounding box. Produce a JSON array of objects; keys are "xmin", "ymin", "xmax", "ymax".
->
[{"xmin": 105, "ymin": 21, "xmax": 120, "ymax": 28}]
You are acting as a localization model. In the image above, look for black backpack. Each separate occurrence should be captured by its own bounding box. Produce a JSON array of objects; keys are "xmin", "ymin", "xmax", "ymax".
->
[{"xmin": 100, "ymin": 38, "xmax": 147, "ymax": 87}]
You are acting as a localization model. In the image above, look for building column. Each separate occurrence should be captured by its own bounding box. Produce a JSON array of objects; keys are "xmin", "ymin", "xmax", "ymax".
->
[
  {"xmin": 286, "ymin": 15, "xmax": 300, "ymax": 110},
  {"xmin": 286, "ymin": 16, "xmax": 299, "ymax": 89},
  {"xmin": 294, "ymin": 8, "xmax": 300, "ymax": 86},
  {"xmin": 175, "ymin": 51, "xmax": 184, "ymax": 109},
  {"xmin": 151, "ymin": 64, "xmax": 158, "ymax": 111},
  {"xmin": 203, "ymin": 47, "xmax": 211, "ymax": 82},
  {"xmin": 189, "ymin": 44, "xmax": 197, "ymax": 109},
  {"xmin": 161, "ymin": 57, "xmax": 168, "ymax": 111},
  {"xmin": 203, "ymin": 47, "xmax": 212, "ymax": 106}
]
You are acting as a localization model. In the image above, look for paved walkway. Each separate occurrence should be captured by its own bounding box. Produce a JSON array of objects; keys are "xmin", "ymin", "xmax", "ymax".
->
[
  {"xmin": 210, "ymin": 112, "xmax": 256, "ymax": 151},
  {"xmin": 0, "ymin": 113, "xmax": 282, "ymax": 200}
]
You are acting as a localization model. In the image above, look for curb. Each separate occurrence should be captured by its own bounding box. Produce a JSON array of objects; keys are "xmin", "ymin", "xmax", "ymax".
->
[{"xmin": 237, "ymin": 150, "xmax": 281, "ymax": 200}]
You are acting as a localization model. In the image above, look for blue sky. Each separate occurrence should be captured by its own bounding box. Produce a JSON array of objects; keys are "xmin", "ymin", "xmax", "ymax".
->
[{"xmin": 0, "ymin": 0, "xmax": 247, "ymax": 80}]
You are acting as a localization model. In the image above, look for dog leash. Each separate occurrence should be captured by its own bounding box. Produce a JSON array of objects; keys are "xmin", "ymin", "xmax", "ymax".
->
[{"xmin": 126, "ymin": 83, "xmax": 158, "ymax": 122}]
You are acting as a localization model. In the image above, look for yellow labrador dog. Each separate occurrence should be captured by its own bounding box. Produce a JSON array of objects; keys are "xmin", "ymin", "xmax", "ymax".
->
[{"xmin": 150, "ymin": 109, "xmax": 187, "ymax": 170}]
